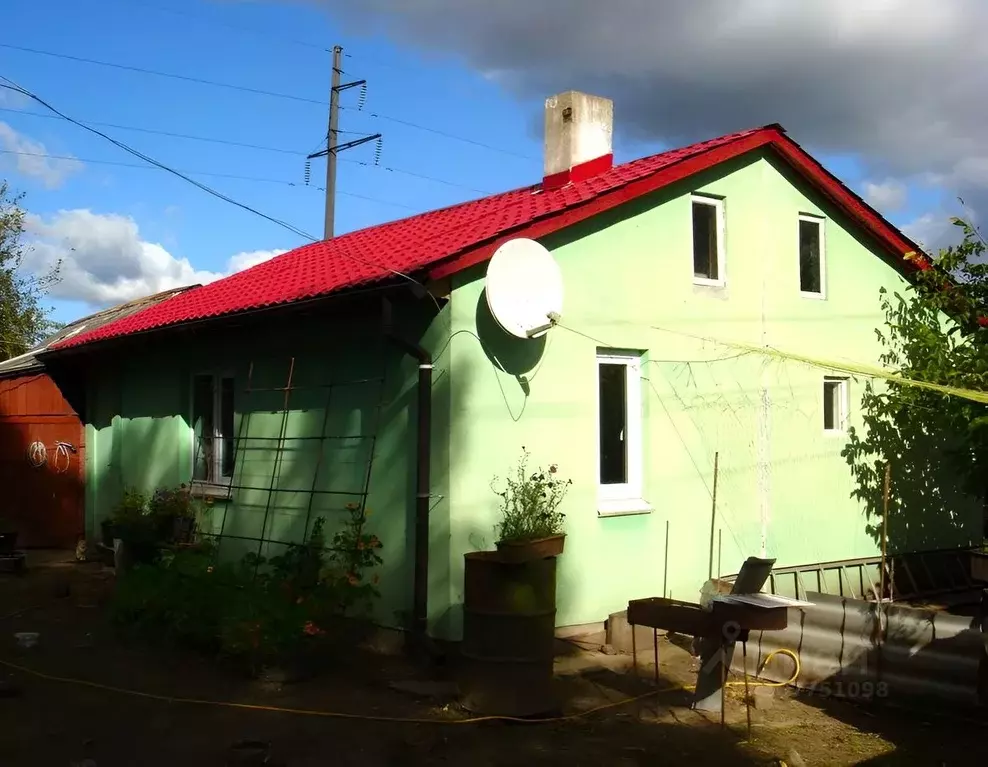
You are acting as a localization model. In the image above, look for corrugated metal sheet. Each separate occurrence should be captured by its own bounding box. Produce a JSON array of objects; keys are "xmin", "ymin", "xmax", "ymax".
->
[{"xmin": 735, "ymin": 592, "xmax": 986, "ymax": 706}]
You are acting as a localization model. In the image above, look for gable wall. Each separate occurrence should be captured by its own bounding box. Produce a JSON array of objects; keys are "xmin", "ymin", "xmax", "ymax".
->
[{"xmin": 442, "ymin": 148, "xmax": 980, "ymax": 636}]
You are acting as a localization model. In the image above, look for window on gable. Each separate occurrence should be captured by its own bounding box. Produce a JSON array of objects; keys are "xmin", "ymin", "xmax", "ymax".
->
[
  {"xmin": 799, "ymin": 215, "xmax": 825, "ymax": 296},
  {"xmin": 692, "ymin": 195, "xmax": 725, "ymax": 284},
  {"xmin": 192, "ymin": 374, "xmax": 237, "ymax": 485},
  {"xmin": 597, "ymin": 351, "xmax": 645, "ymax": 512},
  {"xmin": 823, "ymin": 376, "xmax": 848, "ymax": 433}
]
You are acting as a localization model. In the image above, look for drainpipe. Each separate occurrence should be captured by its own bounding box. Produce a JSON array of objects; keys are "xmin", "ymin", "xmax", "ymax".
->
[{"xmin": 381, "ymin": 297, "xmax": 433, "ymax": 641}]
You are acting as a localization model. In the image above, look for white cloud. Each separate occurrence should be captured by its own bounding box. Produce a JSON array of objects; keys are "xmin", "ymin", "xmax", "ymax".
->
[
  {"xmin": 0, "ymin": 122, "xmax": 83, "ymax": 189},
  {"xmin": 902, "ymin": 211, "xmax": 964, "ymax": 253},
  {"xmin": 863, "ymin": 179, "xmax": 908, "ymax": 213},
  {"xmin": 22, "ymin": 208, "xmax": 285, "ymax": 307},
  {"xmin": 227, "ymin": 249, "xmax": 287, "ymax": 272}
]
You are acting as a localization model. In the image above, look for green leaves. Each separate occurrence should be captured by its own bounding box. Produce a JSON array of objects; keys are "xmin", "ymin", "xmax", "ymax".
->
[
  {"xmin": 492, "ymin": 449, "xmax": 569, "ymax": 542},
  {"xmin": 0, "ymin": 181, "xmax": 60, "ymax": 360},
  {"xmin": 845, "ymin": 218, "xmax": 988, "ymax": 548}
]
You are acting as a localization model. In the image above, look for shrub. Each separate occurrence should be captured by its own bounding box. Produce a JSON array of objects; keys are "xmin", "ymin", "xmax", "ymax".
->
[
  {"xmin": 491, "ymin": 448, "xmax": 571, "ymax": 543},
  {"xmin": 111, "ymin": 505, "xmax": 384, "ymax": 674}
]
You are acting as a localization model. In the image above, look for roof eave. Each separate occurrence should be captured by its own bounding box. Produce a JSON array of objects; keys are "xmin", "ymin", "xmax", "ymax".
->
[{"xmin": 43, "ymin": 279, "xmax": 422, "ymax": 358}]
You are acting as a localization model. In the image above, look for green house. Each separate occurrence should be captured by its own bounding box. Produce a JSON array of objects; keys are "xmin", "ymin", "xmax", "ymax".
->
[{"xmin": 43, "ymin": 91, "xmax": 981, "ymax": 640}]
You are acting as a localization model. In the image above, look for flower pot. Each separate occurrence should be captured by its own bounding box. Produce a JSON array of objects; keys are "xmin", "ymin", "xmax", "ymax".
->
[{"xmin": 495, "ymin": 534, "xmax": 565, "ymax": 563}]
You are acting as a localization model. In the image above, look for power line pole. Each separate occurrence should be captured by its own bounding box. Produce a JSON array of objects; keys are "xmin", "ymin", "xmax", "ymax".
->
[
  {"xmin": 325, "ymin": 45, "xmax": 342, "ymax": 240},
  {"xmin": 308, "ymin": 44, "xmax": 381, "ymax": 240}
]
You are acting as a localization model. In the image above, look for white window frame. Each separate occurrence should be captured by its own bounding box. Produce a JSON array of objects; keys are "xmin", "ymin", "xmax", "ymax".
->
[
  {"xmin": 822, "ymin": 376, "xmax": 849, "ymax": 435},
  {"xmin": 189, "ymin": 372, "xmax": 236, "ymax": 494},
  {"xmin": 691, "ymin": 194, "xmax": 726, "ymax": 287},
  {"xmin": 799, "ymin": 213, "xmax": 827, "ymax": 299},
  {"xmin": 596, "ymin": 352, "xmax": 649, "ymax": 515}
]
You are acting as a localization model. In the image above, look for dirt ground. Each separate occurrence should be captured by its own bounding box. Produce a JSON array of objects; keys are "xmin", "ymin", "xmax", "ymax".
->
[{"xmin": 0, "ymin": 553, "xmax": 985, "ymax": 766}]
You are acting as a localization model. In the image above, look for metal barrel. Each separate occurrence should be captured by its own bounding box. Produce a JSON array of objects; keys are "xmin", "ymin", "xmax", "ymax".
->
[{"xmin": 459, "ymin": 551, "xmax": 557, "ymax": 716}]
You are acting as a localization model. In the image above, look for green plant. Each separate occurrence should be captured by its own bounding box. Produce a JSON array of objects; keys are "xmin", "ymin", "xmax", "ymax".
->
[
  {"xmin": 1, "ymin": 181, "xmax": 61, "ymax": 361},
  {"xmin": 149, "ymin": 485, "xmax": 199, "ymax": 520},
  {"xmin": 491, "ymin": 448, "xmax": 571, "ymax": 543},
  {"xmin": 844, "ymin": 219, "xmax": 988, "ymax": 548},
  {"xmin": 268, "ymin": 517, "xmax": 328, "ymax": 596},
  {"xmin": 108, "ymin": 489, "xmax": 157, "ymax": 545},
  {"xmin": 149, "ymin": 485, "xmax": 204, "ymax": 543},
  {"xmin": 324, "ymin": 504, "xmax": 384, "ymax": 614},
  {"xmin": 110, "ymin": 506, "xmax": 386, "ymax": 675}
]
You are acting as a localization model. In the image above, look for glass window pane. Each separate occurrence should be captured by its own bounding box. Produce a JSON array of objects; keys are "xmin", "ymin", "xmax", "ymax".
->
[
  {"xmin": 192, "ymin": 375, "xmax": 214, "ymax": 481},
  {"xmin": 599, "ymin": 362, "xmax": 628, "ymax": 484},
  {"xmin": 800, "ymin": 219, "xmax": 822, "ymax": 293},
  {"xmin": 823, "ymin": 379, "xmax": 845, "ymax": 430},
  {"xmin": 220, "ymin": 377, "xmax": 236, "ymax": 478},
  {"xmin": 693, "ymin": 202, "xmax": 718, "ymax": 279}
]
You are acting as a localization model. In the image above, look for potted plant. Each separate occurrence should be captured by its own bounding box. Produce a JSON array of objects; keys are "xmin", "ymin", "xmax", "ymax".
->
[
  {"xmin": 149, "ymin": 485, "xmax": 200, "ymax": 544},
  {"xmin": 107, "ymin": 489, "xmax": 159, "ymax": 568},
  {"xmin": 491, "ymin": 448, "xmax": 571, "ymax": 563}
]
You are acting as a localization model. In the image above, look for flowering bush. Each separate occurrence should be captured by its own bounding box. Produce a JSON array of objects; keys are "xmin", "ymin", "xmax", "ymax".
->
[
  {"xmin": 491, "ymin": 448, "xmax": 571, "ymax": 543},
  {"xmin": 111, "ymin": 503, "xmax": 384, "ymax": 675},
  {"xmin": 324, "ymin": 503, "xmax": 383, "ymax": 614}
]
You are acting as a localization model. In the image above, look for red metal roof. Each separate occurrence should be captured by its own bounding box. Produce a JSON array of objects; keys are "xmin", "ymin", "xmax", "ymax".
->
[{"xmin": 53, "ymin": 125, "xmax": 925, "ymax": 350}]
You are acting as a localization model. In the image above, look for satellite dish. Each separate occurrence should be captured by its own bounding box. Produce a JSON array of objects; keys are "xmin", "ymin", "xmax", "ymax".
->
[{"xmin": 485, "ymin": 238, "xmax": 564, "ymax": 339}]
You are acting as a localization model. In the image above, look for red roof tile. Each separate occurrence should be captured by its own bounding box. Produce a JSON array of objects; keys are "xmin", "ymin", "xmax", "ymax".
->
[{"xmin": 53, "ymin": 125, "xmax": 924, "ymax": 350}]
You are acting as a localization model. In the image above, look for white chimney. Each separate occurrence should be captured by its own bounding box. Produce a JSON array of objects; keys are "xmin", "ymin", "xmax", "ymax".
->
[{"xmin": 543, "ymin": 91, "xmax": 614, "ymax": 190}]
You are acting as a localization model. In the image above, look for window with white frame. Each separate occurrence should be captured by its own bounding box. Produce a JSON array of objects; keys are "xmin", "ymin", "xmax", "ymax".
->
[
  {"xmin": 822, "ymin": 376, "xmax": 849, "ymax": 433},
  {"xmin": 799, "ymin": 214, "xmax": 825, "ymax": 296},
  {"xmin": 192, "ymin": 374, "xmax": 236, "ymax": 485},
  {"xmin": 691, "ymin": 194, "xmax": 725, "ymax": 285},
  {"xmin": 597, "ymin": 351, "xmax": 644, "ymax": 512}
]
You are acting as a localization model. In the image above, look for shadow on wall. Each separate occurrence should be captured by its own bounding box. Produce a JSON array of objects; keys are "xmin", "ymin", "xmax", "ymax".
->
[
  {"xmin": 475, "ymin": 287, "xmax": 547, "ymax": 379},
  {"xmin": 842, "ymin": 380, "xmax": 984, "ymax": 555},
  {"xmin": 73, "ymin": 304, "xmax": 426, "ymax": 630}
]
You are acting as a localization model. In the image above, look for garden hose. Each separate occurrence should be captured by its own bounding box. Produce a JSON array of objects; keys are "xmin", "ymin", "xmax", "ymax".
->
[{"xmin": 0, "ymin": 647, "xmax": 801, "ymax": 725}]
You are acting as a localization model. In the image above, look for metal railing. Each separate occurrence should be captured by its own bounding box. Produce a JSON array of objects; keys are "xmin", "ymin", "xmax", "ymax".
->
[{"xmin": 723, "ymin": 547, "xmax": 985, "ymax": 603}]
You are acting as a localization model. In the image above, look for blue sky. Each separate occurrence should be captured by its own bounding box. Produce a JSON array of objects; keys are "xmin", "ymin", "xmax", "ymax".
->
[{"xmin": 0, "ymin": 0, "xmax": 964, "ymax": 324}]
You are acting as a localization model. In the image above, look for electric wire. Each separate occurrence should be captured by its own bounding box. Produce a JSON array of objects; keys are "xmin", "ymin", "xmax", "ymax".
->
[
  {"xmin": 1, "ymin": 107, "xmax": 486, "ymax": 194},
  {"xmin": 0, "ymin": 148, "xmax": 419, "ymax": 210},
  {"xmin": 0, "ymin": 649, "xmax": 801, "ymax": 726},
  {"xmin": 0, "ymin": 77, "xmax": 316, "ymax": 241},
  {"xmin": 0, "ymin": 42, "xmax": 326, "ymax": 106},
  {"xmin": 0, "ymin": 42, "xmax": 533, "ymax": 160},
  {"xmin": 0, "ymin": 106, "xmax": 307, "ymax": 155},
  {"xmin": 0, "ymin": 77, "xmax": 440, "ymax": 295}
]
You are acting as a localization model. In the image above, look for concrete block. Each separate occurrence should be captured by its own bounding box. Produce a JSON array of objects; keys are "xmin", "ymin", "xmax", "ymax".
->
[{"xmin": 605, "ymin": 610, "xmax": 665, "ymax": 654}]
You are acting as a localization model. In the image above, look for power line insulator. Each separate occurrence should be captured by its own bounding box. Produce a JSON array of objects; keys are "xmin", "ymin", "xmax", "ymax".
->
[
  {"xmin": 357, "ymin": 83, "xmax": 367, "ymax": 111},
  {"xmin": 374, "ymin": 137, "xmax": 383, "ymax": 166},
  {"xmin": 304, "ymin": 160, "xmax": 311, "ymax": 185}
]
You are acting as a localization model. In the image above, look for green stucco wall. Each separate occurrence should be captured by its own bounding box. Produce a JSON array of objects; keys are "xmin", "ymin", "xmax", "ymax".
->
[
  {"xmin": 84, "ymin": 300, "xmax": 452, "ymax": 631},
  {"xmin": 442, "ymin": 150, "xmax": 981, "ymax": 636}
]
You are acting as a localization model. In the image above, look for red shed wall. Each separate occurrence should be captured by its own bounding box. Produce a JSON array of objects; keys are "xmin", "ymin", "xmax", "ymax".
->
[{"xmin": 0, "ymin": 373, "xmax": 85, "ymax": 548}]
